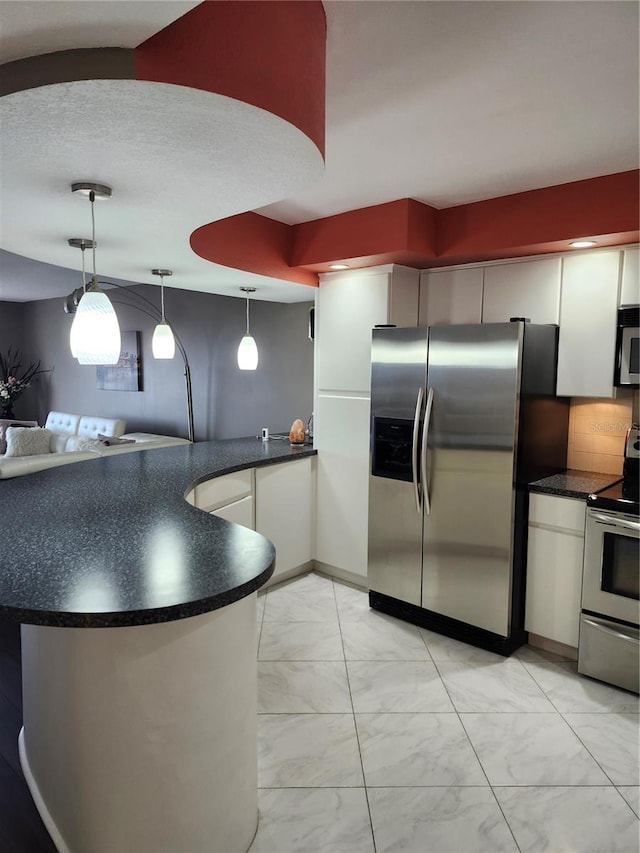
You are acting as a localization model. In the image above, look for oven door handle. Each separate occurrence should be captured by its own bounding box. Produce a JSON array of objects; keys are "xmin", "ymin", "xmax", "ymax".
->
[
  {"xmin": 582, "ymin": 617, "xmax": 639, "ymax": 644},
  {"xmin": 591, "ymin": 513, "xmax": 640, "ymax": 533}
]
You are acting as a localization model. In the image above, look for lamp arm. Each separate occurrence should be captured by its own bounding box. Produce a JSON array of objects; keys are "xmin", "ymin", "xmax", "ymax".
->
[{"xmin": 109, "ymin": 296, "xmax": 195, "ymax": 443}]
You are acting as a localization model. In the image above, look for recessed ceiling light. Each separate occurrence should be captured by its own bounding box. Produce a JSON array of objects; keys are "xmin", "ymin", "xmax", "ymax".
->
[
  {"xmin": 330, "ymin": 263, "xmax": 349, "ymax": 270},
  {"xmin": 569, "ymin": 240, "xmax": 597, "ymax": 248}
]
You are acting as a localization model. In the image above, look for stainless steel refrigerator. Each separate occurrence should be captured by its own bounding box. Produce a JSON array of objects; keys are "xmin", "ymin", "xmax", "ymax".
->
[{"xmin": 368, "ymin": 322, "xmax": 569, "ymax": 654}]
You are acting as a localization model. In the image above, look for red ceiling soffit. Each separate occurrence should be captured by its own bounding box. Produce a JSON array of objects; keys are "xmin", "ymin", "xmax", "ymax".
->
[
  {"xmin": 290, "ymin": 199, "xmax": 438, "ymax": 269},
  {"xmin": 191, "ymin": 170, "xmax": 639, "ymax": 283},
  {"xmin": 190, "ymin": 212, "xmax": 318, "ymax": 288},
  {"xmin": 135, "ymin": 0, "xmax": 327, "ymax": 157},
  {"xmin": 436, "ymin": 170, "xmax": 640, "ymax": 265}
]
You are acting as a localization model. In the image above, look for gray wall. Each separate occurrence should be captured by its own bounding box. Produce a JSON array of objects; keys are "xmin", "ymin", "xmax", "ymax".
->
[{"xmin": 10, "ymin": 286, "xmax": 314, "ymax": 440}]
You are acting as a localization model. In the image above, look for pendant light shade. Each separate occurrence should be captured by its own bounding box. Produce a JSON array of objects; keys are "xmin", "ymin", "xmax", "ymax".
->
[
  {"xmin": 237, "ymin": 287, "xmax": 258, "ymax": 370},
  {"xmin": 151, "ymin": 269, "xmax": 176, "ymax": 359},
  {"xmin": 237, "ymin": 333, "xmax": 259, "ymax": 370},
  {"xmin": 70, "ymin": 279, "xmax": 121, "ymax": 365},
  {"xmin": 152, "ymin": 321, "xmax": 176, "ymax": 359},
  {"xmin": 69, "ymin": 184, "xmax": 121, "ymax": 364}
]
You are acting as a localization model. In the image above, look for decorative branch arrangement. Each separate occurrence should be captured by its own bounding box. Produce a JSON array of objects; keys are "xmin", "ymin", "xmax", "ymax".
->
[{"xmin": 0, "ymin": 347, "xmax": 49, "ymax": 416}]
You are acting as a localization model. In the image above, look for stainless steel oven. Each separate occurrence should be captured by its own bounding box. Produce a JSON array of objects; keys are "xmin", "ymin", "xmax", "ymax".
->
[{"xmin": 579, "ymin": 496, "xmax": 639, "ymax": 693}]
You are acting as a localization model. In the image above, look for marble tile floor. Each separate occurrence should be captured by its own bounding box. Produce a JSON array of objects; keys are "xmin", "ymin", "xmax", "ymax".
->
[{"xmin": 250, "ymin": 572, "xmax": 640, "ymax": 853}]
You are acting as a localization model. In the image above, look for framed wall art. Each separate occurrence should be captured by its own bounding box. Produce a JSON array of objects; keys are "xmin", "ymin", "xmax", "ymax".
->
[{"xmin": 96, "ymin": 331, "xmax": 143, "ymax": 392}]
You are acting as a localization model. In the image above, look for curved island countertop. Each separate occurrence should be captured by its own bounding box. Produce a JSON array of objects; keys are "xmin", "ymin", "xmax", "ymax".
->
[{"xmin": 0, "ymin": 437, "xmax": 316, "ymax": 628}]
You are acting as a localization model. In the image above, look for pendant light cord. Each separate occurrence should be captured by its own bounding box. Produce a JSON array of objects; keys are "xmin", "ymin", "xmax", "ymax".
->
[
  {"xmin": 89, "ymin": 190, "xmax": 97, "ymax": 282},
  {"xmin": 160, "ymin": 274, "xmax": 166, "ymax": 322},
  {"xmin": 246, "ymin": 295, "xmax": 250, "ymax": 334},
  {"xmin": 81, "ymin": 245, "xmax": 86, "ymax": 293}
]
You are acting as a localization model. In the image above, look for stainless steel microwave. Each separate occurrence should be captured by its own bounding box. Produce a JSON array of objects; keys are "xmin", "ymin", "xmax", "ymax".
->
[{"xmin": 615, "ymin": 307, "xmax": 640, "ymax": 387}]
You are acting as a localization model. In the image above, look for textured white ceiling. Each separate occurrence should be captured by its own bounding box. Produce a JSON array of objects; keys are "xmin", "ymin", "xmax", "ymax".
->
[
  {"xmin": 0, "ymin": 79, "xmax": 323, "ymax": 303},
  {"xmin": 0, "ymin": 0, "xmax": 638, "ymax": 303}
]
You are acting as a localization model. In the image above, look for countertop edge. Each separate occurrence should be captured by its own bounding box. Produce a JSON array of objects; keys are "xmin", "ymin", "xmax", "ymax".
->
[
  {"xmin": 1, "ymin": 440, "xmax": 316, "ymax": 628},
  {"xmin": 529, "ymin": 469, "xmax": 620, "ymax": 501}
]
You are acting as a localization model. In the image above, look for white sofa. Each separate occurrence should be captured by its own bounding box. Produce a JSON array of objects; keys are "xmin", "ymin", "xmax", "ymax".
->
[{"xmin": 0, "ymin": 411, "xmax": 190, "ymax": 479}]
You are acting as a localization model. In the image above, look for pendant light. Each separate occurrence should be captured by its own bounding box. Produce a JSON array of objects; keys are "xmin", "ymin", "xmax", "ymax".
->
[
  {"xmin": 69, "ymin": 183, "xmax": 121, "ymax": 365},
  {"xmin": 151, "ymin": 269, "xmax": 176, "ymax": 359},
  {"xmin": 237, "ymin": 287, "xmax": 258, "ymax": 370}
]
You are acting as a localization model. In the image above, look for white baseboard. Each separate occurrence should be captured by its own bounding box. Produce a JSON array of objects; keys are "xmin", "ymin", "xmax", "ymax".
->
[
  {"xmin": 262, "ymin": 561, "xmax": 315, "ymax": 591},
  {"xmin": 527, "ymin": 632, "xmax": 578, "ymax": 661},
  {"xmin": 312, "ymin": 560, "xmax": 369, "ymax": 591},
  {"xmin": 260, "ymin": 561, "xmax": 369, "ymax": 593}
]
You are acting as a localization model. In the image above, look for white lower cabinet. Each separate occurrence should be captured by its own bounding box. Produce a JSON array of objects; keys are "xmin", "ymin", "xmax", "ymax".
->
[
  {"xmin": 315, "ymin": 394, "xmax": 371, "ymax": 579},
  {"xmin": 210, "ymin": 495, "xmax": 254, "ymax": 529},
  {"xmin": 255, "ymin": 457, "xmax": 314, "ymax": 578},
  {"xmin": 525, "ymin": 494, "xmax": 586, "ymax": 649},
  {"xmin": 192, "ymin": 470, "xmax": 253, "ymax": 514}
]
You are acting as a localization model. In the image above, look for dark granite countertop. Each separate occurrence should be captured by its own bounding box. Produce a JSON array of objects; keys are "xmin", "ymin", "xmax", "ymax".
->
[
  {"xmin": 0, "ymin": 438, "xmax": 316, "ymax": 628},
  {"xmin": 529, "ymin": 469, "xmax": 620, "ymax": 500}
]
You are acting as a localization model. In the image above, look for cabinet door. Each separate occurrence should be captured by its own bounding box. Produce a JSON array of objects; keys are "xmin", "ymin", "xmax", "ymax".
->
[
  {"xmin": 419, "ymin": 268, "xmax": 483, "ymax": 326},
  {"xmin": 525, "ymin": 525, "xmax": 584, "ymax": 647},
  {"xmin": 194, "ymin": 470, "xmax": 253, "ymax": 512},
  {"xmin": 620, "ymin": 247, "xmax": 639, "ymax": 307},
  {"xmin": 210, "ymin": 495, "xmax": 254, "ymax": 529},
  {"xmin": 556, "ymin": 251, "xmax": 620, "ymax": 398},
  {"xmin": 316, "ymin": 271, "xmax": 390, "ymax": 393},
  {"xmin": 255, "ymin": 458, "xmax": 313, "ymax": 578},
  {"xmin": 315, "ymin": 394, "xmax": 371, "ymax": 578},
  {"xmin": 482, "ymin": 258, "xmax": 561, "ymax": 324}
]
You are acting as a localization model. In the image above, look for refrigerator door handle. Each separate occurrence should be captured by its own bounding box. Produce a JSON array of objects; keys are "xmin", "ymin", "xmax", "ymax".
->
[
  {"xmin": 421, "ymin": 387, "xmax": 434, "ymax": 516},
  {"xmin": 411, "ymin": 386, "xmax": 424, "ymax": 513}
]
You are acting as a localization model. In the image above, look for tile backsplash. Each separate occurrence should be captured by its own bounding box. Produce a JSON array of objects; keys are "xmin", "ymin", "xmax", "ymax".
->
[{"xmin": 566, "ymin": 395, "xmax": 635, "ymax": 476}]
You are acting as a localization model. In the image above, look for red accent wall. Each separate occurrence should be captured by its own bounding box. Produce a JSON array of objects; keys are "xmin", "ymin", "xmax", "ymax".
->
[
  {"xmin": 135, "ymin": 1, "xmax": 326, "ymax": 156},
  {"xmin": 437, "ymin": 171, "xmax": 640, "ymax": 262},
  {"xmin": 291, "ymin": 199, "xmax": 438, "ymax": 268}
]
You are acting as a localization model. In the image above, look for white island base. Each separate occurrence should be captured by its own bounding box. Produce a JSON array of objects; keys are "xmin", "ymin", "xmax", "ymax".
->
[{"xmin": 18, "ymin": 594, "xmax": 258, "ymax": 853}]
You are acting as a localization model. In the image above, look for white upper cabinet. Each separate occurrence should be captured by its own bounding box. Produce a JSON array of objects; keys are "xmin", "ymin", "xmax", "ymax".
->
[
  {"xmin": 316, "ymin": 266, "xmax": 419, "ymax": 394},
  {"xmin": 482, "ymin": 258, "xmax": 562, "ymax": 324},
  {"xmin": 419, "ymin": 267, "xmax": 483, "ymax": 326},
  {"xmin": 620, "ymin": 247, "xmax": 639, "ymax": 306},
  {"xmin": 556, "ymin": 251, "xmax": 621, "ymax": 398}
]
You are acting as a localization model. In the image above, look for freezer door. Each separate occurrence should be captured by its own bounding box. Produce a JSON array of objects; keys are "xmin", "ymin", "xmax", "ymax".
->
[
  {"xmin": 421, "ymin": 324, "xmax": 522, "ymax": 636},
  {"xmin": 368, "ymin": 327, "xmax": 428, "ymax": 605},
  {"xmin": 370, "ymin": 327, "xmax": 429, "ymax": 419}
]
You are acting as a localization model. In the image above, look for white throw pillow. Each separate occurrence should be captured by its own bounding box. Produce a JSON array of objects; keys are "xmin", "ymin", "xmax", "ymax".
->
[
  {"xmin": 5, "ymin": 426, "xmax": 53, "ymax": 457},
  {"xmin": 64, "ymin": 435, "xmax": 103, "ymax": 452}
]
